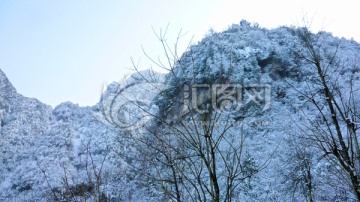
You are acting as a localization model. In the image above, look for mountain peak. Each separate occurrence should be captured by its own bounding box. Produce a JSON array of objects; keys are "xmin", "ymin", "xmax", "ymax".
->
[{"xmin": 0, "ymin": 69, "xmax": 16, "ymax": 101}]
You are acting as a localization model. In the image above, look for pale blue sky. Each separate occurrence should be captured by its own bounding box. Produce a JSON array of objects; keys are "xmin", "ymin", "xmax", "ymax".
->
[{"xmin": 1, "ymin": 0, "xmax": 359, "ymax": 107}]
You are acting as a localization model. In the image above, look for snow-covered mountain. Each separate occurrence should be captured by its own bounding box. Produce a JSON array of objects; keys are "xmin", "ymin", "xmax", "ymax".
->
[
  {"xmin": 0, "ymin": 68, "xmax": 52, "ymax": 186},
  {"xmin": 0, "ymin": 70, "xmax": 141, "ymax": 201},
  {"xmin": 1, "ymin": 21, "xmax": 360, "ymax": 201}
]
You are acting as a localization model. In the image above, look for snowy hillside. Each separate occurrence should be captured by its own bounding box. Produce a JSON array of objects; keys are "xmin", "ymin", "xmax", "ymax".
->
[{"xmin": 1, "ymin": 21, "xmax": 360, "ymax": 201}]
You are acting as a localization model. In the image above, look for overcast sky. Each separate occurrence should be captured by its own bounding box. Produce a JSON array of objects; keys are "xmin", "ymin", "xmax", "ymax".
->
[{"xmin": 1, "ymin": 0, "xmax": 359, "ymax": 107}]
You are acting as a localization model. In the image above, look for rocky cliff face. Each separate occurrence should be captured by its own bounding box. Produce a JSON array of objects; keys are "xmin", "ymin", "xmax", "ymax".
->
[{"xmin": 0, "ymin": 69, "xmax": 52, "ymax": 183}]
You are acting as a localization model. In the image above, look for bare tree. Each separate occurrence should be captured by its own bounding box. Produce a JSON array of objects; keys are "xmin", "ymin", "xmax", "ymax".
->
[
  {"xmin": 281, "ymin": 136, "xmax": 315, "ymax": 202},
  {"xmin": 37, "ymin": 137, "xmax": 110, "ymax": 202},
  {"xmin": 291, "ymin": 27, "xmax": 360, "ymax": 199},
  {"xmin": 101, "ymin": 26, "xmax": 269, "ymax": 201},
  {"xmin": 130, "ymin": 106, "xmax": 262, "ymax": 201}
]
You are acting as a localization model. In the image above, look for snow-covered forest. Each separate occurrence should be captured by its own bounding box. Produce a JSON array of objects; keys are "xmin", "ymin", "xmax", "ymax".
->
[{"xmin": 1, "ymin": 21, "xmax": 360, "ymax": 201}]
